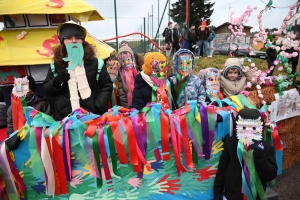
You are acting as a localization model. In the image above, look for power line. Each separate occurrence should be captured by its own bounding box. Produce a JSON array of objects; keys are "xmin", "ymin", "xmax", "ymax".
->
[{"xmin": 259, "ymin": 0, "xmax": 298, "ymax": 8}]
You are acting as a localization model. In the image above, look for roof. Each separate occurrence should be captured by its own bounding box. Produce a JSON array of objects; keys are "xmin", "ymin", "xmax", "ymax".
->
[
  {"xmin": 0, "ymin": 0, "xmax": 104, "ymax": 22},
  {"xmin": 0, "ymin": 28, "xmax": 115, "ymax": 66},
  {"xmin": 214, "ymin": 22, "xmax": 253, "ymax": 31}
]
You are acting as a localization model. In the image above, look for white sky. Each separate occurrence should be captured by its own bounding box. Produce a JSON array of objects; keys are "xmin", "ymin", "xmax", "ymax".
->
[
  {"xmin": 0, "ymin": 0, "xmax": 298, "ymax": 39},
  {"xmin": 82, "ymin": 0, "xmax": 299, "ymax": 39}
]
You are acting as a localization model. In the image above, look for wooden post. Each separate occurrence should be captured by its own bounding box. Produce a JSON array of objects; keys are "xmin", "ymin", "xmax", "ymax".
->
[{"xmin": 296, "ymin": 54, "xmax": 300, "ymax": 80}]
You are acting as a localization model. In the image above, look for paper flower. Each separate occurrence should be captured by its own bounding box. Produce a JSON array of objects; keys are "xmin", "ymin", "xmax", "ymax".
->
[
  {"xmin": 256, "ymin": 85, "xmax": 261, "ymax": 89},
  {"xmin": 292, "ymin": 52, "xmax": 298, "ymax": 57},
  {"xmin": 278, "ymin": 66, "xmax": 283, "ymax": 71},
  {"xmin": 16, "ymin": 31, "xmax": 27, "ymax": 40},
  {"xmin": 250, "ymin": 63, "xmax": 255, "ymax": 67}
]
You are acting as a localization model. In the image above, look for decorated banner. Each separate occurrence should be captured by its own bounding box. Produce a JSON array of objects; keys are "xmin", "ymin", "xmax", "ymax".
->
[
  {"xmin": 269, "ymin": 88, "xmax": 300, "ymax": 122},
  {"xmin": 0, "ymin": 100, "xmax": 238, "ymax": 200},
  {"xmin": 0, "ymin": 96, "xmax": 282, "ymax": 199}
]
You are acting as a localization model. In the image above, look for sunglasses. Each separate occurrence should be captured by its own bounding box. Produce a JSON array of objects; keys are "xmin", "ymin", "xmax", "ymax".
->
[{"xmin": 63, "ymin": 36, "xmax": 83, "ymax": 41}]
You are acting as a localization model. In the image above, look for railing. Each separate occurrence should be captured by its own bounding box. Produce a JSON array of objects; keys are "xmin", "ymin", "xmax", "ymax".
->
[{"xmin": 99, "ymin": 37, "xmax": 166, "ymax": 54}]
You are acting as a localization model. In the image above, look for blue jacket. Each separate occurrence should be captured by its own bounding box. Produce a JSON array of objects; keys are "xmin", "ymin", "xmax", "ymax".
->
[
  {"xmin": 168, "ymin": 49, "xmax": 206, "ymax": 108},
  {"xmin": 208, "ymin": 31, "xmax": 215, "ymax": 42}
]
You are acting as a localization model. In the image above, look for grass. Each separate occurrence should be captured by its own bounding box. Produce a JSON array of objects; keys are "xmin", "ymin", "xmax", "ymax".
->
[
  {"xmin": 194, "ymin": 55, "xmax": 269, "ymax": 73},
  {"xmin": 165, "ymin": 54, "xmax": 290, "ymax": 76}
]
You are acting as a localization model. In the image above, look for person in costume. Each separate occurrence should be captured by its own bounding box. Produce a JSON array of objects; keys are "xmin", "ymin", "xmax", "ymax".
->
[
  {"xmin": 132, "ymin": 52, "xmax": 172, "ymax": 110},
  {"xmin": 198, "ymin": 67, "xmax": 223, "ymax": 105},
  {"xmin": 169, "ymin": 49, "xmax": 206, "ymax": 108},
  {"xmin": 220, "ymin": 58, "xmax": 255, "ymax": 97},
  {"xmin": 43, "ymin": 21, "xmax": 112, "ymax": 121},
  {"xmin": 7, "ymin": 75, "xmax": 52, "ymax": 136},
  {"xmin": 118, "ymin": 45, "xmax": 138, "ymax": 108},
  {"xmin": 105, "ymin": 55, "xmax": 128, "ymax": 108},
  {"xmin": 214, "ymin": 108, "xmax": 277, "ymax": 200},
  {"xmin": 119, "ymin": 40, "xmax": 144, "ymax": 72}
]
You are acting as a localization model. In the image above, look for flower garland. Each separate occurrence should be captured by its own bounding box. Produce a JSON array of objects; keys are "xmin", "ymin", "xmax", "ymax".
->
[{"xmin": 228, "ymin": 6, "xmax": 257, "ymax": 57}]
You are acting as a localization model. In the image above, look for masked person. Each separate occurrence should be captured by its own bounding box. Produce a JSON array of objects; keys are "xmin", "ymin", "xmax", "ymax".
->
[
  {"xmin": 43, "ymin": 21, "xmax": 112, "ymax": 121},
  {"xmin": 118, "ymin": 45, "xmax": 138, "ymax": 108},
  {"xmin": 119, "ymin": 40, "xmax": 144, "ymax": 72},
  {"xmin": 7, "ymin": 75, "xmax": 52, "ymax": 136},
  {"xmin": 132, "ymin": 52, "xmax": 172, "ymax": 110},
  {"xmin": 214, "ymin": 108, "xmax": 277, "ymax": 200},
  {"xmin": 169, "ymin": 49, "xmax": 206, "ymax": 108},
  {"xmin": 198, "ymin": 67, "xmax": 224, "ymax": 105},
  {"xmin": 105, "ymin": 55, "xmax": 128, "ymax": 108}
]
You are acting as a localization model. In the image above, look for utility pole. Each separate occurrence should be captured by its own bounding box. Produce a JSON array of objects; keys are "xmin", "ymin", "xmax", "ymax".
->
[
  {"xmin": 152, "ymin": 4, "xmax": 154, "ymax": 39},
  {"xmin": 144, "ymin": 17, "xmax": 146, "ymax": 54},
  {"xmin": 158, "ymin": 0, "xmax": 159, "ymax": 36},
  {"xmin": 148, "ymin": 12, "xmax": 149, "ymax": 37},
  {"xmin": 228, "ymin": 2, "xmax": 232, "ymax": 22},
  {"xmin": 168, "ymin": 0, "xmax": 170, "ymax": 22},
  {"xmin": 113, "ymin": 0, "xmax": 118, "ymax": 49}
]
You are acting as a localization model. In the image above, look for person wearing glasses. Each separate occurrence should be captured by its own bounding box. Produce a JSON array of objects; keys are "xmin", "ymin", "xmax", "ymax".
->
[{"xmin": 43, "ymin": 21, "xmax": 112, "ymax": 121}]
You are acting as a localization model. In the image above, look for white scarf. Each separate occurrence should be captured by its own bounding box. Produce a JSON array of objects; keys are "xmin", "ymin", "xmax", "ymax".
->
[
  {"xmin": 68, "ymin": 61, "xmax": 91, "ymax": 111},
  {"xmin": 140, "ymin": 71, "xmax": 153, "ymax": 87}
]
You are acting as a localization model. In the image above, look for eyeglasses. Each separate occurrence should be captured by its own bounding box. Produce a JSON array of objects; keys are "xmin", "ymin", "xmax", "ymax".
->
[{"xmin": 63, "ymin": 36, "xmax": 83, "ymax": 42}]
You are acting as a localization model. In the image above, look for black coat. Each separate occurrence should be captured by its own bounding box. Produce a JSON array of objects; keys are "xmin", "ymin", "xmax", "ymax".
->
[
  {"xmin": 43, "ymin": 58, "xmax": 113, "ymax": 121},
  {"xmin": 214, "ymin": 136, "xmax": 277, "ymax": 200},
  {"xmin": 0, "ymin": 102, "xmax": 7, "ymax": 127},
  {"xmin": 173, "ymin": 28, "xmax": 179, "ymax": 43},
  {"xmin": 132, "ymin": 73, "xmax": 152, "ymax": 110},
  {"xmin": 266, "ymin": 47, "xmax": 277, "ymax": 63}
]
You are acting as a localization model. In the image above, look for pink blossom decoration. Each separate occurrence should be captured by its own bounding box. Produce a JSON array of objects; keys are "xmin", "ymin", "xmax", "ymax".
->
[
  {"xmin": 273, "ymin": 60, "xmax": 280, "ymax": 65},
  {"xmin": 278, "ymin": 66, "xmax": 283, "ymax": 71}
]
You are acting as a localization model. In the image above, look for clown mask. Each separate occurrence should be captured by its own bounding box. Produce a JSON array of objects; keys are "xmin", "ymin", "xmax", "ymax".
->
[
  {"xmin": 205, "ymin": 70, "xmax": 220, "ymax": 95},
  {"xmin": 150, "ymin": 59, "xmax": 168, "ymax": 87},
  {"xmin": 12, "ymin": 76, "xmax": 29, "ymax": 98},
  {"xmin": 236, "ymin": 116, "xmax": 263, "ymax": 147},
  {"xmin": 178, "ymin": 53, "xmax": 193, "ymax": 77},
  {"xmin": 106, "ymin": 59, "xmax": 121, "ymax": 82},
  {"xmin": 119, "ymin": 52, "xmax": 134, "ymax": 70}
]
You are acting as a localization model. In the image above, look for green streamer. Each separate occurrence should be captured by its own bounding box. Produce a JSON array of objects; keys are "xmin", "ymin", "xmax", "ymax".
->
[
  {"xmin": 92, "ymin": 129, "xmax": 102, "ymax": 188},
  {"xmin": 105, "ymin": 125, "xmax": 118, "ymax": 175}
]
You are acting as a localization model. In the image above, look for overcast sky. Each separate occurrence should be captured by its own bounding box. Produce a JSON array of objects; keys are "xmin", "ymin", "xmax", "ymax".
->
[
  {"xmin": 81, "ymin": 0, "xmax": 299, "ymax": 39},
  {"xmin": 0, "ymin": 0, "xmax": 298, "ymax": 40}
]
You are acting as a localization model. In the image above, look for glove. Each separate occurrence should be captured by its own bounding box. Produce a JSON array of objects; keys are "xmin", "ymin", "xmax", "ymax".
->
[
  {"xmin": 250, "ymin": 139, "xmax": 264, "ymax": 151},
  {"xmin": 54, "ymin": 70, "xmax": 70, "ymax": 87}
]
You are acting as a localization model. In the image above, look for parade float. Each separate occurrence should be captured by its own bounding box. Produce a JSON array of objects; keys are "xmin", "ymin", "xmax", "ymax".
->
[
  {"xmin": 0, "ymin": 0, "xmax": 115, "ymax": 98},
  {"xmin": 1, "ymin": 1, "xmax": 300, "ymax": 200}
]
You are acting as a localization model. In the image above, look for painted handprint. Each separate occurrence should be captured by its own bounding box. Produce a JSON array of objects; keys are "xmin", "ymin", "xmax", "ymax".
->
[
  {"xmin": 69, "ymin": 191, "xmax": 94, "ymax": 200},
  {"xmin": 94, "ymin": 188, "xmax": 115, "ymax": 200},
  {"xmin": 157, "ymin": 174, "xmax": 181, "ymax": 194},
  {"xmin": 212, "ymin": 140, "xmax": 224, "ymax": 155},
  {"xmin": 117, "ymin": 188, "xmax": 139, "ymax": 200},
  {"xmin": 70, "ymin": 175, "xmax": 83, "ymax": 188},
  {"xmin": 31, "ymin": 181, "xmax": 45, "ymax": 195},
  {"xmin": 128, "ymin": 178, "xmax": 142, "ymax": 189},
  {"xmin": 194, "ymin": 166, "xmax": 217, "ymax": 182},
  {"xmin": 147, "ymin": 177, "xmax": 169, "ymax": 195},
  {"xmin": 150, "ymin": 160, "xmax": 165, "ymax": 172}
]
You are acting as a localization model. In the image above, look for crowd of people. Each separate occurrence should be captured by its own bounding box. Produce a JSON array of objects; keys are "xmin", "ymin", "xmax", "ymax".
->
[
  {"xmin": 163, "ymin": 20, "xmax": 216, "ymax": 59},
  {"xmin": 0, "ymin": 20, "xmax": 279, "ymax": 200}
]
